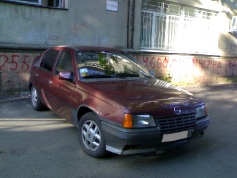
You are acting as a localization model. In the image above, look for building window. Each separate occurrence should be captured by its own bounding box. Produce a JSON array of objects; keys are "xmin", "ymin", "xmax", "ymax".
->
[
  {"xmin": 141, "ymin": 0, "xmax": 218, "ymax": 54},
  {"xmin": 48, "ymin": 0, "xmax": 63, "ymax": 8},
  {"xmin": 8, "ymin": 0, "xmax": 40, "ymax": 5},
  {"xmin": 5, "ymin": 0, "xmax": 68, "ymax": 9}
]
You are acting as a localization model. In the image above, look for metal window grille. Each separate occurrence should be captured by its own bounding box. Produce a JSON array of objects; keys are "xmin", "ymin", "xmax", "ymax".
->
[
  {"xmin": 8, "ymin": 0, "xmax": 41, "ymax": 5},
  {"xmin": 230, "ymin": 16, "xmax": 237, "ymax": 31},
  {"xmin": 7, "ymin": 0, "xmax": 67, "ymax": 8},
  {"xmin": 141, "ymin": 0, "xmax": 218, "ymax": 53}
]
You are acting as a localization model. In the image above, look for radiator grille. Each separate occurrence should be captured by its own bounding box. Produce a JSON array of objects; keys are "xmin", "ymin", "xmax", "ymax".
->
[{"xmin": 157, "ymin": 114, "xmax": 196, "ymax": 134}]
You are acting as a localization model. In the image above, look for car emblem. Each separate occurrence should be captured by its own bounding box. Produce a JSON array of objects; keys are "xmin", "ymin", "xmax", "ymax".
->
[{"xmin": 174, "ymin": 106, "xmax": 181, "ymax": 115}]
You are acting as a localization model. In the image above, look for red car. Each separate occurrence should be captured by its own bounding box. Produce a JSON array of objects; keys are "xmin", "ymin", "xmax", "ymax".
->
[{"xmin": 29, "ymin": 46, "xmax": 210, "ymax": 158}]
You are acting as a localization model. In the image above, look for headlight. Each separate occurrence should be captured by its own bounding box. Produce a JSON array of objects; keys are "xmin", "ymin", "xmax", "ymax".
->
[
  {"xmin": 123, "ymin": 114, "xmax": 156, "ymax": 128},
  {"xmin": 195, "ymin": 105, "xmax": 207, "ymax": 119}
]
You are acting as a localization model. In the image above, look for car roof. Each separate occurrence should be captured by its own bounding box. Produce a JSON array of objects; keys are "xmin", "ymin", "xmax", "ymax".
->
[{"xmin": 50, "ymin": 45, "xmax": 124, "ymax": 52}]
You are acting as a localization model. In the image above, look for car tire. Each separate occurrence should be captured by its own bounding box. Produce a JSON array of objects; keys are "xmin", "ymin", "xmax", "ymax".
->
[
  {"xmin": 78, "ymin": 112, "xmax": 107, "ymax": 158},
  {"xmin": 31, "ymin": 85, "xmax": 46, "ymax": 111}
]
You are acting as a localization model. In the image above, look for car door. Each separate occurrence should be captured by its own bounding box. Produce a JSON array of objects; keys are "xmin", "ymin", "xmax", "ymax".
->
[
  {"xmin": 48, "ymin": 49, "xmax": 76, "ymax": 121},
  {"xmin": 34, "ymin": 49, "xmax": 59, "ymax": 109}
]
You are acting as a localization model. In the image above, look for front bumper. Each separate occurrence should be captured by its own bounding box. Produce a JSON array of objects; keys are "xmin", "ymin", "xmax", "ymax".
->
[{"xmin": 101, "ymin": 116, "xmax": 210, "ymax": 155}]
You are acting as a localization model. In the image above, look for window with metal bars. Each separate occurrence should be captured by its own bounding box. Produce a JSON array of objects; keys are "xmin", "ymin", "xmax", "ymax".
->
[
  {"xmin": 7, "ymin": 0, "xmax": 40, "ymax": 5},
  {"xmin": 140, "ymin": 0, "xmax": 218, "ymax": 54},
  {"xmin": 5, "ymin": 0, "xmax": 67, "ymax": 8}
]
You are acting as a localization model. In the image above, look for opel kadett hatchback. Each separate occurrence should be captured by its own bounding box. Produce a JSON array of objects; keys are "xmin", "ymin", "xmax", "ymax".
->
[{"xmin": 29, "ymin": 46, "xmax": 210, "ymax": 158}]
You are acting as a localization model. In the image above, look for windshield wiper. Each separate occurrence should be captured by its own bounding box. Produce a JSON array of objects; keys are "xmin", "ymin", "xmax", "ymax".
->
[{"xmin": 114, "ymin": 73, "xmax": 140, "ymax": 78}]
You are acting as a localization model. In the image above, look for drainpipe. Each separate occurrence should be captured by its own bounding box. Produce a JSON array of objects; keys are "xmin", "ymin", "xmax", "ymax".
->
[{"xmin": 127, "ymin": 0, "xmax": 135, "ymax": 49}]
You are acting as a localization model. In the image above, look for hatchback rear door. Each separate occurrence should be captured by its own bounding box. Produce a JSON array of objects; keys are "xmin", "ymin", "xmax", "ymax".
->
[{"xmin": 34, "ymin": 49, "xmax": 59, "ymax": 109}]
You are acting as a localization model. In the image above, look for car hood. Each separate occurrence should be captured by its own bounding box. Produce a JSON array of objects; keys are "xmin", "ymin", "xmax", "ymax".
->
[{"xmin": 82, "ymin": 78, "xmax": 203, "ymax": 117}]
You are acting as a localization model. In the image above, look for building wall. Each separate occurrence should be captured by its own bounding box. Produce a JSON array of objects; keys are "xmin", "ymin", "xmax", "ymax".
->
[{"xmin": 0, "ymin": 0, "xmax": 128, "ymax": 48}]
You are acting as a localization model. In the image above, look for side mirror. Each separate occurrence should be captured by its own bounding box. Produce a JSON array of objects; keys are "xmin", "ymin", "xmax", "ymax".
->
[{"xmin": 59, "ymin": 71, "xmax": 73, "ymax": 81}]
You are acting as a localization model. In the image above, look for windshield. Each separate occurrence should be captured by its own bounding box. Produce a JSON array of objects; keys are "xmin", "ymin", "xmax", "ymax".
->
[{"xmin": 76, "ymin": 51, "xmax": 152, "ymax": 79}]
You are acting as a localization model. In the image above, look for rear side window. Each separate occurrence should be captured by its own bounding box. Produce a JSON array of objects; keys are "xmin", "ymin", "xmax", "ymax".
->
[{"xmin": 40, "ymin": 50, "xmax": 59, "ymax": 72}]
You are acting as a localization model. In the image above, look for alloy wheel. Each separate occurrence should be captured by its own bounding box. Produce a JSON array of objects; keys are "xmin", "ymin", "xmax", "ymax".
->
[{"xmin": 81, "ymin": 120, "xmax": 101, "ymax": 151}]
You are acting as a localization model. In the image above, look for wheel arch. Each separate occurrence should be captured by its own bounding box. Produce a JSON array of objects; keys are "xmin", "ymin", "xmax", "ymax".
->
[
  {"xmin": 77, "ymin": 109, "xmax": 107, "ymax": 158},
  {"xmin": 76, "ymin": 105, "xmax": 101, "ymax": 126},
  {"xmin": 29, "ymin": 82, "xmax": 33, "ymax": 91}
]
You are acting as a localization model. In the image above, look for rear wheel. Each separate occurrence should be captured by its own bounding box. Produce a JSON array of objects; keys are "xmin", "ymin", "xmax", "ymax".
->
[
  {"xmin": 78, "ymin": 112, "xmax": 106, "ymax": 158},
  {"xmin": 31, "ymin": 85, "xmax": 46, "ymax": 111}
]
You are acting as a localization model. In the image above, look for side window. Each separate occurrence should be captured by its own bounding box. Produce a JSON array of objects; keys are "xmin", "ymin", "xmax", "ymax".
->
[
  {"xmin": 40, "ymin": 49, "xmax": 59, "ymax": 72},
  {"xmin": 55, "ymin": 51, "xmax": 73, "ymax": 75}
]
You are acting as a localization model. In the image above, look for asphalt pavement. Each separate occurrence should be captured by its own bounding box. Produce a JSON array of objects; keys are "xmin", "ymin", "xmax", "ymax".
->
[{"xmin": 1, "ymin": 84, "xmax": 237, "ymax": 178}]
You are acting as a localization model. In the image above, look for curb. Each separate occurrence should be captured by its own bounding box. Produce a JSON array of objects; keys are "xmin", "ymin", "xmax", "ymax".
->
[{"xmin": 0, "ymin": 95, "xmax": 30, "ymax": 103}]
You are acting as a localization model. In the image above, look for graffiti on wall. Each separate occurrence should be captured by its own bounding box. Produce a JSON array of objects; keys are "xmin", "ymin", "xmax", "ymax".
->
[
  {"xmin": 0, "ymin": 53, "xmax": 40, "ymax": 71},
  {"xmin": 134, "ymin": 55, "xmax": 237, "ymax": 84},
  {"xmin": 192, "ymin": 58, "xmax": 222, "ymax": 71},
  {"xmin": 135, "ymin": 55, "xmax": 223, "ymax": 73},
  {"xmin": 20, "ymin": 29, "xmax": 60, "ymax": 43},
  {"xmin": 225, "ymin": 59, "xmax": 237, "ymax": 76},
  {"xmin": 0, "ymin": 53, "xmax": 41, "ymax": 93}
]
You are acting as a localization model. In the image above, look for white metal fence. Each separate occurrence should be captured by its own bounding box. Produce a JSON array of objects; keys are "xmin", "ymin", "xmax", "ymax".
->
[{"xmin": 140, "ymin": 0, "xmax": 218, "ymax": 54}]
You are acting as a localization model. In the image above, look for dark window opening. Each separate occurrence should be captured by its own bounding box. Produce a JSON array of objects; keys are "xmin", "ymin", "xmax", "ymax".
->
[{"xmin": 48, "ymin": 0, "xmax": 61, "ymax": 8}]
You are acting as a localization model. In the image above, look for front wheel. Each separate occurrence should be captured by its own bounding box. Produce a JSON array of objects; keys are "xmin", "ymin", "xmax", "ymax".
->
[
  {"xmin": 31, "ymin": 85, "xmax": 46, "ymax": 111},
  {"xmin": 78, "ymin": 112, "xmax": 106, "ymax": 158}
]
